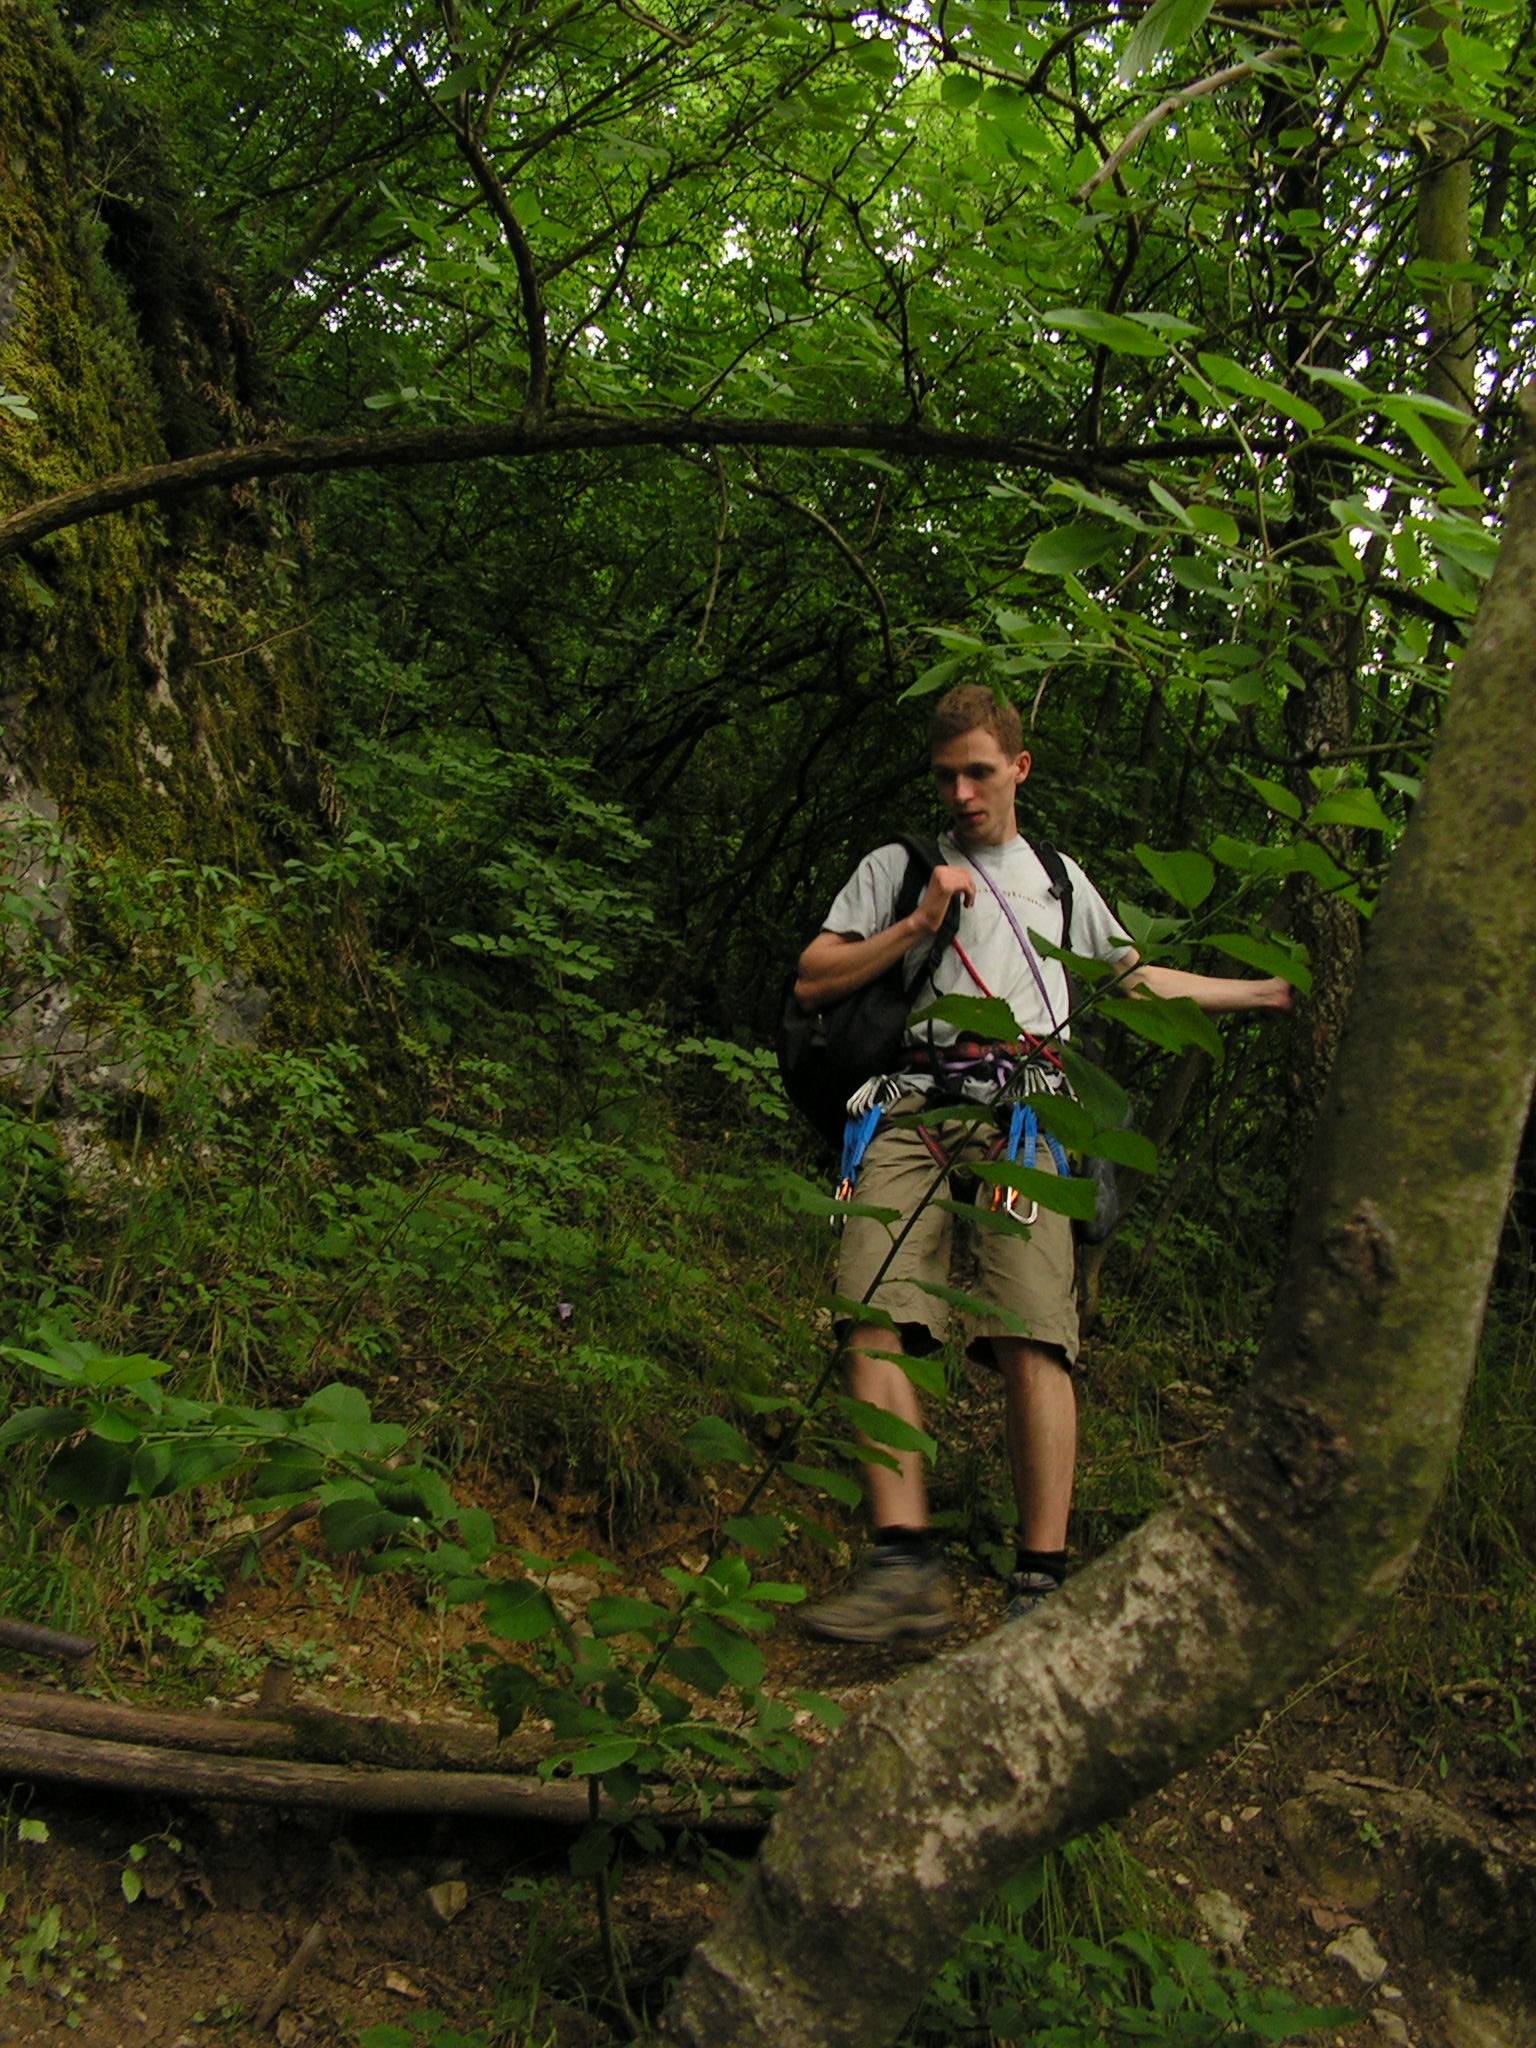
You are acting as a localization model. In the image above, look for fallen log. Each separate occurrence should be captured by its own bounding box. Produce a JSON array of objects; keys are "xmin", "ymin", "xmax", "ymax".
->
[
  {"xmin": 0, "ymin": 1688, "xmax": 499, "ymax": 1770},
  {"xmin": 0, "ymin": 1619, "xmax": 97, "ymax": 1665},
  {"xmin": 0, "ymin": 1722, "xmax": 769, "ymax": 1837}
]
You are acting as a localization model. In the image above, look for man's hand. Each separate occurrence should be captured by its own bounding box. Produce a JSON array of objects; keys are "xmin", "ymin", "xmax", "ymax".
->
[
  {"xmin": 795, "ymin": 862, "xmax": 976, "ymax": 1011},
  {"xmin": 915, "ymin": 864, "xmax": 976, "ymax": 933},
  {"xmin": 1249, "ymin": 976, "xmax": 1294, "ymax": 1012}
]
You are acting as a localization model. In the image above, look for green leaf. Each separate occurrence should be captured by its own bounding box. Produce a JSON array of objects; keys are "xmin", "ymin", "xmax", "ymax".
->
[
  {"xmin": 968, "ymin": 1163, "xmax": 1099, "ymax": 1221},
  {"xmin": 1044, "ymin": 308, "xmax": 1183, "ymax": 357},
  {"xmin": 792, "ymin": 1690, "xmax": 846, "ymax": 1731},
  {"xmin": 893, "ymin": 1349, "xmax": 947, "ymax": 1398},
  {"xmin": 663, "ymin": 1644, "xmax": 728, "ymax": 1697},
  {"xmin": 1188, "ymin": 503, "xmax": 1241, "ymax": 544},
  {"xmin": 482, "ymin": 1579, "xmax": 560, "ymax": 1643},
  {"xmin": 298, "ymin": 1381, "xmax": 373, "ymax": 1426},
  {"xmin": 484, "ymin": 1661, "xmax": 545, "ymax": 1737},
  {"xmin": 1098, "ymin": 995, "xmax": 1225, "ymax": 1061},
  {"xmin": 1117, "ymin": 0, "xmax": 1215, "ymax": 81},
  {"xmin": 1309, "ymin": 787, "xmax": 1393, "ymax": 831},
  {"xmin": 375, "ymin": 1464, "xmax": 456, "ymax": 1523},
  {"xmin": 569, "ymin": 1821, "xmax": 616, "ymax": 1878},
  {"xmin": 1240, "ymin": 773, "xmax": 1304, "ymax": 821},
  {"xmin": 1132, "ymin": 844, "xmax": 1215, "ymax": 910},
  {"xmin": 683, "ymin": 1415, "xmax": 756, "ymax": 1468},
  {"xmin": 1023, "ymin": 523, "xmax": 1118, "ymax": 576},
  {"xmin": 908, "ymin": 993, "xmax": 1022, "ymax": 1040},
  {"xmin": 815, "ymin": 1296, "xmax": 898, "ymax": 1334},
  {"xmin": 1087, "ymin": 1126, "xmax": 1159, "ymax": 1172},
  {"xmin": 686, "ymin": 1615, "xmax": 766, "ymax": 1693},
  {"xmin": 1206, "ymin": 932, "xmax": 1313, "ymax": 992},
  {"xmin": 780, "ymin": 1462, "xmax": 863, "ymax": 1508},
  {"xmin": 87, "ymin": 1402, "xmax": 153, "ymax": 1445},
  {"xmin": 1196, "ymin": 353, "xmax": 1326, "ymax": 433},
  {"xmin": 83, "ymin": 1352, "xmax": 174, "ymax": 1388},
  {"xmin": 776, "ymin": 1173, "xmax": 901, "ymax": 1228},
  {"xmin": 1300, "ymin": 364, "xmax": 1373, "ymax": 404},
  {"xmin": 588, "ymin": 1595, "xmax": 670, "ymax": 1638},
  {"xmin": 560, "ymin": 1738, "xmax": 638, "ymax": 1776},
  {"xmin": 455, "ymin": 1505, "xmax": 496, "ymax": 1562},
  {"xmin": 0, "ymin": 1405, "xmax": 85, "ymax": 1451},
  {"xmin": 249, "ymin": 1444, "xmax": 328, "ymax": 1498},
  {"xmin": 1148, "ymin": 479, "xmax": 1193, "ymax": 526},
  {"xmin": 722, "ymin": 1514, "xmax": 785, "ymax": 1553},
  {"xmin": 1059, "ymin": 1049, "xmax": 1130, "ymax": 1130},
  {"xmin": 319, "ymin": 1495, "xmax": 410, "ymax": 1553},
  {"xmin": 836, "ymin": 1397, "xmax": 938, "ymax": 1462},
  {"xmin": 906, "ymin": 1278, "xmax": 1046, "ymax": 1333},
  {"xmin": 45, "ymin": 1438, "xmax": 132, "ymax": 1510}
]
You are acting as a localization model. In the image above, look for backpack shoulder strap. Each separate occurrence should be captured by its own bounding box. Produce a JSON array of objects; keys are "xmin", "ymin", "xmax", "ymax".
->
[
  {"xmin": 891, "ymin": 833, "xmax": 942, "ymax": 915},
  {"xmin": 891, "ymin": 833, "xmax": 956, "ymax": 987},
  {"xmin": 1025, "ymin": 837, "xmax": 1074, "ymax": 950}
]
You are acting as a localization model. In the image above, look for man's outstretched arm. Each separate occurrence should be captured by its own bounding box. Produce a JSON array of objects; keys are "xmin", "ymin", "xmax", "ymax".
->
[
  {"xmin": 793, "ymin": 864, "xmax": 977, "ymax": 1010},
  {"xmin": 1118, "ymin": 960, "xmax": 1294, "ymax": 1014}
]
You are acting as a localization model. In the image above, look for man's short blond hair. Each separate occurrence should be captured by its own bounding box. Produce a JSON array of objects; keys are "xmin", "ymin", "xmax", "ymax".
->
[{"xmin": 929, "ymin": 683, "xmax": 1024, "ymax": 758}]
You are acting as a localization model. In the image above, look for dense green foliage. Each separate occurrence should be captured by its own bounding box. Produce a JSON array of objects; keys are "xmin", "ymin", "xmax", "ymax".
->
[{"xmin": 3, "ymin": 0, "xmax": 1535, "ymax": 2036}]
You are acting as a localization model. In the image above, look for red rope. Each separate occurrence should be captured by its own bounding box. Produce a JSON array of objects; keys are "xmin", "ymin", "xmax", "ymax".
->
[{"xmin": 953, "ymin": 937, "xmax": 993, "ymax": 995}]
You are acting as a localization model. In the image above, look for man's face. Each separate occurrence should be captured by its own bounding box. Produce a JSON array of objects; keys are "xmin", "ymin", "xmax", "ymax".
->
[{"xmin": 931, "ymin": 726, "xmax": 1031, "ymax": 849}]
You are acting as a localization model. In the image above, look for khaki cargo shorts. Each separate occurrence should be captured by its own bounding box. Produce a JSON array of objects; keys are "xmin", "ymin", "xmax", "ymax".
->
[{"xmin": 835, "ymin": 1096, "xmax": 1080, "ymax": 1366}]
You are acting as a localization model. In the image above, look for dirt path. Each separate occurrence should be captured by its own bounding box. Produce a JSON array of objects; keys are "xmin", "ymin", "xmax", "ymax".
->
[{"xmin": 2, "ymin": 1507, "xmax": 1531, "ymax": 2047}]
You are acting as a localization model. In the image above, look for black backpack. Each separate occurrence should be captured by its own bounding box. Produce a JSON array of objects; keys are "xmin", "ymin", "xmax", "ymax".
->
[
  {"xmin": 777, "ymin": 834, "xmax": 1075, "ymax": 1151},
  {"xmin": 777, "ymin": 835, "xmax": 947, "ymax": 1150}
]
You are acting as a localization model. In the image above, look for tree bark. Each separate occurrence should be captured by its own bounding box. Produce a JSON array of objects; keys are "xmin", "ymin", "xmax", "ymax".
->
[{"xmin": 656, "ymin": 393, "xmax": 1536, "ymax": 2047}]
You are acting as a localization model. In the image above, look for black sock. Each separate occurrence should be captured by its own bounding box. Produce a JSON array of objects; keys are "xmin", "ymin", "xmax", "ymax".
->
[
  {"xmin": 875, "ymin": 1525, "xmax": 936, "ymax": 1560},
  {"xmin": 1014, "ymin": 1547, "xmax": 1067, "ymax": 1586}
]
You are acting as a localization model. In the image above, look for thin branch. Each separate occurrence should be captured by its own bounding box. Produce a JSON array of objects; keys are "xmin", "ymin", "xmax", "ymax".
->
[
  {"xmin": 694, "ymin": 452, "xmax": 730, "ymax": 651},
  {"xmin": 1075, "ymin": 50, "xmax": 1306, "ymax": 202},
  {"xmin": 402, "ymin": 51, "xmax": 552, "ymax": 418},
  {"xmin": 592, "ymin": 1778, "xmax": 643, "ymax": 2040},
  {"xmin": 740, "ymin": 471, "xmax": 898, "ymax": 687}
]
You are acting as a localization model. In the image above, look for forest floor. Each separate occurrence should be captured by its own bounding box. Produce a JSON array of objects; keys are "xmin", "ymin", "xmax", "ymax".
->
[{"xmin": 1, "ymin": 1369, "xmax": 1532, "ymax": 2048}]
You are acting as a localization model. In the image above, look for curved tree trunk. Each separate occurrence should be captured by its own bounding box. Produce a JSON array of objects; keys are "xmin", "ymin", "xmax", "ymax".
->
[{"xmin": 657, "ymin": 394, "xmax": 1536, "ymax": 2048}]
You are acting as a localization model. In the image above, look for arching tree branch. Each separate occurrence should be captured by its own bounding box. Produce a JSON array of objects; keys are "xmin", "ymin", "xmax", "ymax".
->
[{"xmin": 0, "ymin": 415, "xmax": 1163, "ymax": 562}]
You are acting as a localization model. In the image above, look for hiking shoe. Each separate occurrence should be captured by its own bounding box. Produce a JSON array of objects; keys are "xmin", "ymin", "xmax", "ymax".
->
[
  {"xmin": 800, "ymin": 1547, "xmax": 954, "ymax": 1644},
  {"xmin": 1003, "ymin": 1570, "xmax": 1061, "ymax": 1623}
]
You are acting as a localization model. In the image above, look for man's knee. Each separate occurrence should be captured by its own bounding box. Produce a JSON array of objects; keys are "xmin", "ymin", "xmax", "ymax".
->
[{"xmin": 992, "ymin": 1336, "xmax": 1073, "ymax": 1389}]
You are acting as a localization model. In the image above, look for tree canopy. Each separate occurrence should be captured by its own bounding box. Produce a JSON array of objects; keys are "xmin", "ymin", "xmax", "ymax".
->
[{"xmin": 6, "ymin": 0, "xmax": 1527, "ymax": 1079}]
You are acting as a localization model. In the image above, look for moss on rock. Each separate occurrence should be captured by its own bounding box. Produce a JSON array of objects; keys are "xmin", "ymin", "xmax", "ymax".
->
[{"xmin": 0, "ymin": 0, "xmax": 342, "ymax": 1045}]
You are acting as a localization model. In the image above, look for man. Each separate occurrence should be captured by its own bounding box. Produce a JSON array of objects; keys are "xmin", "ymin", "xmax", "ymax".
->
[{"xmin": 795, "ymin": 683, "xmax": 1292, "ymax": 1643}]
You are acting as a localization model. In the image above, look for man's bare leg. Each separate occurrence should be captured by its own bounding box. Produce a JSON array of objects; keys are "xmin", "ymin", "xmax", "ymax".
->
[
  {"xmin": 845, "ymin": 1320, "xmax": 928, "ymax": 1528},
  {"xmin": 995, "ymin": 1337, "xmax": 1076, "ymax": 1613}
]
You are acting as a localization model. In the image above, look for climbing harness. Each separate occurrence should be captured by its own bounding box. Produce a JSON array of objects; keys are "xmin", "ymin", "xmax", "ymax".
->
[
  {"xmin": 836, "ymin": 1099, "xmax": 886, "ymax": 1205},
  {"xmin": 990, "ymin": 1098, "xmax": 1070, "ymax": 1225},
  {"xmin": 824, "ymin": 834, "xmax": 1075, "ymax": 1216},
  {"xmin": 831, "ymin": 1073, "xmax": 906, "ymax": 1217}
]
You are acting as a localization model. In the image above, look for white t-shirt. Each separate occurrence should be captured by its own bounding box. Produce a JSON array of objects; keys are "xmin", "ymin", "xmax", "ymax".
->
[{"xmin": 821, "ymin": 832, "xmax": 1131, "ymax": 1096}]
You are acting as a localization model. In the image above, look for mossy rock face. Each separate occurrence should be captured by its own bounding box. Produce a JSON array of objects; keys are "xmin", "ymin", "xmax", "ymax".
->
[{"xmin": 0, "ymin": 0, "xmax": 341, "ymax": 1044}]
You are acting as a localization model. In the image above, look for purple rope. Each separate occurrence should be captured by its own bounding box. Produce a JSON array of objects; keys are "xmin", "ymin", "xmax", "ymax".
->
[{"xmin": 952, "ymin": 840, "xmax": 1062, "ymax": 1032}]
